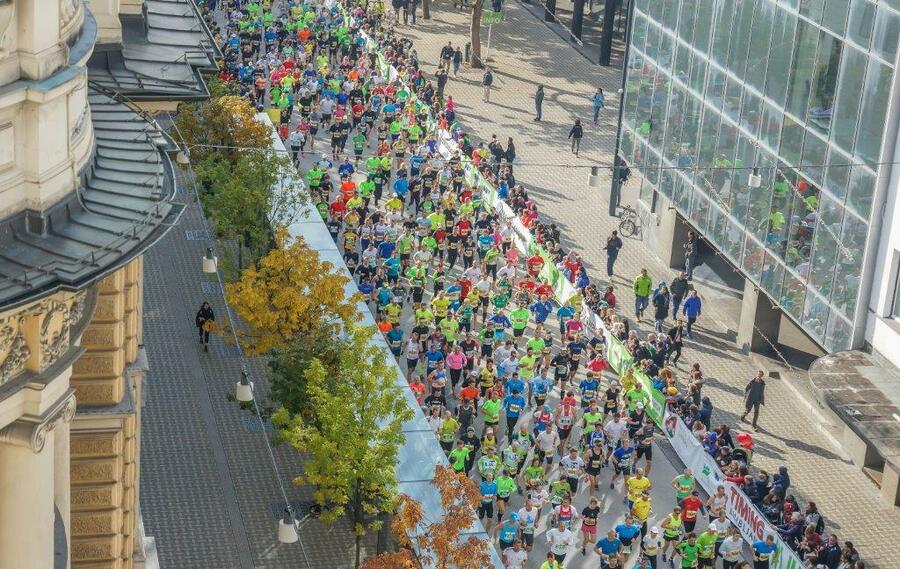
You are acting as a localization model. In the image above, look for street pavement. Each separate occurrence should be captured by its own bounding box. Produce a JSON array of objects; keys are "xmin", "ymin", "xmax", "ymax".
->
[{"xmin": 393, "ymin": 2, "xmax": 900, "ymax": 566}]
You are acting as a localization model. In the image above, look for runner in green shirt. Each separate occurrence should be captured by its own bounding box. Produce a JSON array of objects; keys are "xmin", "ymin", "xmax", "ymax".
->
[
  {"xmin": 449, "ymin": 440, "xmax": 469, "ymax": 472},
  {"xmin": 696, "ymin": 528, "xmax": 718, "ymax": 563},
  {"xmin": 509, "ymin": 306, "xmax": 530, "ymax": 345},
  {"xmin": 481, "ymin": 393, "xmax": 501, "ymax": 428},
  {"xmin": 365, "ymin": 155, "xmax": 380, "ymax": 173},
  {"xmin": 671, "ymin": 469, "xmax": 696, "ymax": 502},
  {"xmin": 675, "ymin": 534, "xmax": 701, "ymax": 568},
  {"xmin": 407, "ymin": 123, "xmax": 422, "ymax": 142},
  {"xmin": 352, "ymin": 133, "xmax": 367, "ymax": 164},
  {"xmin": 625, "ymin": 383, "xmax": 648, "ymax": 412},
  {"xmin": 495, "ymin": 471, "xmax": 517, "ymax": 521}
]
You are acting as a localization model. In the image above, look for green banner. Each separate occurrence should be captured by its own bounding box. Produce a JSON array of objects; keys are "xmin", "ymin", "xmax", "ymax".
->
[{"xmin": 482, "ymin": 9, "xmax": 503, "ymax": 23}]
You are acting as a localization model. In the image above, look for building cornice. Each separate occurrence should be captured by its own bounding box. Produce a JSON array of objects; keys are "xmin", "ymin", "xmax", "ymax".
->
[{"xmin": 0, "ymin": 389, "xmax": 75, "ymax": 452}]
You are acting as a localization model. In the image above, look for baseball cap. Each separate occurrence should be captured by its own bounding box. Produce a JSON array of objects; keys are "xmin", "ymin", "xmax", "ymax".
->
[{"xmin": 650, "ymin": 526, "xmax": 659, "ymax": 533}]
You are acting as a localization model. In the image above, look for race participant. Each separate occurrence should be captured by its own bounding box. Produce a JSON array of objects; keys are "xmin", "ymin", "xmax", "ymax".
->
[
  {"xmin": 671, "ymin": 468, "xmax": 696, "ymax": 504},
  {"xmin": 535, "ymin": 423, "xmax": 560, "ymax": 465},
  {"xmin": 493, "ymin": 515, "xmax": 520, "ymax": 552},
  {"xmin": 609, "ymin": 436, "xmax": 636, "ymax": 490},
  {"xmin": 448, "ymin": 440, "xmax": 469, "ymax": 474},
  {"xmin": 641, "ymin": 526, "xmax": 663, "ymax": 569},
  {"xmin": 718, "ymin": 527, "xmax": 745, "ymax": 569},
  {"xmin": 604, "ymin": 412, "xmax": 627, "ymax": 464},
  {"xmin": 554, "ymin": 398, "xmax": 578, "ymax": 455},
  {"xmin": 631, "ymin": 491, "xmax": 654, "ymax": 538},
  {"xmin": 594, "ymin": 529, "xmax": 624, "ymax": 569},
  {"xmin": 495, "ymin": 469, "xmax": 518, "ymax": 523},
  {"xmin": 634, "ymin": 416, "xmax": 656, "ymax": 474},
  {"xmin": 660, "ymin": 506, "xmax": 684, "ymax": 563},
  {"xmin": 583, "ymin": 438, "xmax": 606, "ymax": 498},
  {"xmin": 580, "ymin": 496, "xmax": 601, "ymax": 555},
  {"xmin": 615, "ymin": 514, "xmax": 642, "ymax": 564},
  {"xmin": 559, "ymin": 447, "xmax": 585, "ymax": 495},
  {"xmin": 581, "ymin": 402, "xmax": 605, "ymax": 449},
  {"xmin": 625, "ymin": 467, "xmax": 652, "ymax": 509},
  {"xmin": 501, "ymin": 539, "xmax": 527, "ymax": 569},
  {"xmin": 675, "ymin": 533, "xmax": 701, "ymax": 569},
  {"xmin": 478, "ymin": 447, "xmax": 500, "ymax": 482},
  {"xmin": 478, "ymin": 472, "xmax": 498, "ymax": 531},
  {"xmin": 546, "ymin": 520, "xmax": 576, "ymax": 565},
  {"xmin": 516, "ymin": 500, "xmax": 539, "ymax": 552},
  {"xmin": 752, "ymin": 535, "xmax": 776, "ymax": 569},
  {"xmin": 696, "ymin": 525, "xmax": 719, "ymax": 569},
  {"xmin": 680, "ymin": 490, "xmax": 704, "ymax": 533},
  {"xmin": 550, "ymin": 494, "xmax": 578, "ymax": 532}
]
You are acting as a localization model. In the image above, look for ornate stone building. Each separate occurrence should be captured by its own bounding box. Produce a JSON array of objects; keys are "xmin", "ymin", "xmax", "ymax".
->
[{"xmin": 0, "ymin": 0, "xmax": 214, "ymax": 567}]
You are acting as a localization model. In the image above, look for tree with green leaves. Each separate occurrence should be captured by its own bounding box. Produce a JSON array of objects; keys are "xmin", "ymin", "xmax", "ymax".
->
[
  {"xmin": 197, "ymin": 149, "xmax": 307, "ymax": 268},
  {"xmin": 273, "ymin": 324, "xmax": 413, "ymax": 569}
]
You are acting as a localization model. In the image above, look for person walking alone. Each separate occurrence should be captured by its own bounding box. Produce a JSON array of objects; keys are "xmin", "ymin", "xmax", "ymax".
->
[
  {"xmin": 681, "ymin": 290, "xmax": 702, "ymax": 338},
  {"xmin": 568, "ymin": 119, "xmax": 584, "ymax": 156},
  {"xmin": 633, "ymin": 268, "xmax": 652, "ymax": 321},
  {"xmin": 452, "ymin": 46, "xmax": 462, "ymax": 76},
  {"xmin": 604, "ymin": 230, "xmax": 623, "ymax": 277},
  {"xmin": 195, "ymin": 301, "xmax": 215, "ymax": 352},
  {"xmin": 684, "ymin": 230, "xmax": 698, "ymax": 280},
  {"xmin": 482, "ymin": 67, "xmax": 494, "ymax": 102},
  {"xmin": 741, "ymin": 371, "xmax": 766, "ymax": 431},
  {"xmin": 592, "ymin": 87, "xmax": 605, "ymax": 124},
  {"xmin": 534, "ymin": 84, "xmax": 544, "ymax": 121}
]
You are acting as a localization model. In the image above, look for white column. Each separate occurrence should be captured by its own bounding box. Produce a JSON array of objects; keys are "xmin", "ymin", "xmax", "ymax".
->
[
  {"xmin": 54, "ymin": 419, "xmax": 72, "ymax": 569},
  {"xmin": 0, "ymin": 424, "xmax": 56, "ymax": 569}
]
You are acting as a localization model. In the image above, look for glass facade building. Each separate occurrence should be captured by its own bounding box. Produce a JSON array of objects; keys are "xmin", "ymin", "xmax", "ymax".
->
[{"xmin": 619, "ymin": 0, "xmax": 900, "ymax": 351}]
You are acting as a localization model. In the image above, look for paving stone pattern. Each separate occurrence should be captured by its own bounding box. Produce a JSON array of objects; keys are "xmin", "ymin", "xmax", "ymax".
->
[
  {"xmin": 393, "ymin": 2, "xmax": 900, "ymax": 565},
  {"xmin": 141, "ymin": 171, "xmax": 371, "ymax": 568}
]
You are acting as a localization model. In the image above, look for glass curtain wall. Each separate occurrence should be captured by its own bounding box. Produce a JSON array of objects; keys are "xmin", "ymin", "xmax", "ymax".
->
[{"xmin": 620, "ymin": 0, "xmax": 899, "ymax": 351}]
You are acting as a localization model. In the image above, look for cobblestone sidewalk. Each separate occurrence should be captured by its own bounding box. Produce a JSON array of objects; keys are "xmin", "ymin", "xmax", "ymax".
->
[{"xmin": 394, "ymin": 2, "xmax": 900, "ymax": 565}]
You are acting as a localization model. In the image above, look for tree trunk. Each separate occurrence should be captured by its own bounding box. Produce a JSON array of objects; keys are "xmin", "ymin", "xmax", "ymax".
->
[
  {"xmin": 469, "ymin": 0, "xmax": 483, "ymax": 68},
  {"xmin": 354, "ymin": 480, "xmax": 363, "ymax": 569},
  {"xmin": 423, "ymin": 0, "xmax": 431, "ymax": 19}
]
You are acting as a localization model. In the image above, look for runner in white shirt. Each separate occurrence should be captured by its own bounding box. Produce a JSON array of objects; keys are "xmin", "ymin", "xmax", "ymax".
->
[
  {"xmin": 709, "ymin": 511, "xmax": 733, "ymax": 558},
  {"xmin": 706, "ymin": 484, "xmax": 728, "ymax": 521},
  {"xmin": 463, "ymin": 264, "xmax": 482, "ymax": 281},
  {"xmin": 502, "ymin": 541, "xmax": 528, "ymax": 569},
  {"xmin": 516, "ymin": 502, "xmax": 539, "ymax": 551},
  {"xmin": 535, "ymin": 426, "xmax": 561, "ymax": 465},
  {"xmin": 718, "ymin": 528, "xmax": 745, "ymax": 569},
  {"xmin": 604, "ymin": 413, "xmax": 627, "ymax": 462},
  {"xmin": 497, "ymin": 260, "xmax": 517, "ymax": 281},
  {"xmin": 546, "ymin": 521, "xmax": 576, "ymax": 564},
  {"xmin": 641, "ymin": 527, "xmax": 663, "ymax": 565}
]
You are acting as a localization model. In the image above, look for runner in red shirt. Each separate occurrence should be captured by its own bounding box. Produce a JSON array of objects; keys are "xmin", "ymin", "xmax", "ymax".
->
[
  {"xmin": 459, "ymin": 380, "xmax": 480, "ymax": 404},
  {"xmin": 527, "ymin": 254, "xmax": 545, "ymax": 277},
  {"xmin": 680, "ymin": 491, "xmax": 703, "ymax": 533}
]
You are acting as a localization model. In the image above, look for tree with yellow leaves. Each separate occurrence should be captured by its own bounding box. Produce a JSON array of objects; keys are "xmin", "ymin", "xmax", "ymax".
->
[
  {"xmin": 225, "ymin": 230, "xmax": 361, "ymax": 355},
  {"xmin": 273, "ymin": 324, "xmax": 413, "ymax": 569},
  {"xmin": 173, "ymin": 94, "xmax": 271, "ymax": 165},
  {"xmin": 361, "ymin": 466, "xmax": 493, "ymax": 569}
]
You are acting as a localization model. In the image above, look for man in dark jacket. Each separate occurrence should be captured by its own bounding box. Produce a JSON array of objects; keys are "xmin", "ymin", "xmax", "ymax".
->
[
  {"xmin": 669, "ymin": 271, "xmax": 689, "ymax": 319},
  {"xmin": 482, "ymin": 67, "xmax": 494, "ymax": 102},
  {"xmin": 603, "ymin": 230, "xmax": 623, "ymax": 277},
  {"xmin": 534, "ymin": 84, "xmax": 544, "ymax": 121},
  {"xmin": 741, "ymin": 371, "xmax": 766, "ymax": 430}
]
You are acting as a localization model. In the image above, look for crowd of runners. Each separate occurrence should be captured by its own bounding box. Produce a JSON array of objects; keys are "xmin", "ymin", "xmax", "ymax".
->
[{"xmin": 199, "ymin": 0, "xmax": 864, "ymax": 568}]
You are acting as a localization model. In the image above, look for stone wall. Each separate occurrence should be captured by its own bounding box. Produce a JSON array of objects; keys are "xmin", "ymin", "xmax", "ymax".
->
[{"xmin": 70, "ymin": 257, "xmax": 144, "ymax": 569}]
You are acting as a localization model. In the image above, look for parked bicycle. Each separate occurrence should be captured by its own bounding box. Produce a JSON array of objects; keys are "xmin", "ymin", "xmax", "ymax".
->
[{"xmin": 617, "ymin": 205, "xmax": 639, "ymax": 237}]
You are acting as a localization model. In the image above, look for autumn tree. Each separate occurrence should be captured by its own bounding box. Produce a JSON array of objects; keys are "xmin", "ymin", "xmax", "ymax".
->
[
  {"xmin": 196, "ymin": 149, "xmax": 307, "ymax": 269},
  {"xmin": 469, "ymin": 0, "xmax": 484, "ymax": 68},
  {"xmin": 273, "ymin": 324, "xmax": 413, "ymax": 569},
  {"xmin": 362, "ymin": 466, "xmax": 492, "ymax": 569},
  {"xmin": 173, "ymin": 94, "xmax": 270, "ymax": 165},
  {"xmin": 225, "ymin": 230, "xmax": 361, "ymax": 355}
]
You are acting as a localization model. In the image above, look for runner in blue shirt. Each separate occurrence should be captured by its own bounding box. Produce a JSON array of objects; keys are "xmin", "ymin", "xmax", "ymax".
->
[
  {"xmin": 378, "ymin": 240, "xmax": 395, "ymax": 259},
  {"xmin": 752, "ymin": 535, "xmax": 777, "ymax": 568},
  {"xmin": 529, "ymin": 374, "xmax": 552, "ymax": 407},
  {"xmin": 556, "ymin": 304, "xmax": 575, "ymax": 337},
  {"xmin": 338, "ymin": 159, "xmax": 355, "ymax": 178},
  {"xmin": 478, "ymin": 474, "xmax": 498, "ymax": 531},
  {"xmin": 425, "ymin": 347, "xmax": 445, "ymax": 373},
  {"xmin": 614, "ymin": 515, "xmax": 642, "ymax": 555},
  {"xmin": 505, "ymin": 373, "xmax": 526, "ymax": 396},
  {"xmin": 610, "ymin": 437, "xmax": 636, "ymax": 489},
  {"xmin": 489, "ymin": 313, "xmax": 511, "ymax": 341},
  {"xmin": 383, "ymin": 255, "xmax": 401, "ymax": 282},
  {"xmin": 530, "ymin": 296, "xmax": 553, "ymax": 324},
  {"xmin": 393, "ymin": 176, "xmax": 409, "ymax": 198},
  {"xmin": 503, "ymin": 390, "xmax": 526, "ymax": 439},
  {"xmin": 594, "ymin": 530, "xmax": 623, "ymax": 565},
  {"xmin": 579, "ymin": 374, "xmax": 600, "ymax": 408}
]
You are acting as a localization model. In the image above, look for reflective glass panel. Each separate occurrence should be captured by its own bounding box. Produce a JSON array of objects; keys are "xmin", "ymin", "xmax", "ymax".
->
[
  {"xmin": 832, "ymin": 46, "xmax": 867, "ymax": 154},
  {"xmin": 785, "ymin": 20, "xmax": 820, "ymax": 120},
  {"xmin": 802, "ymin": 292, "xmax": 829, "ymax": 343},
  {"xmin": 847, "ymin": 166, "xmax": 875, "ymax": 219},
  {"xmin": 806, "ymin": 33, "xmax": 841, "ymax": 137},
  {"xmin": 728, "ymin": 0, "xmax": 756, "ymax": 78},
  {"xmin": 694, "ymin": 0, "xmax": 715, "ymax": 54},
  {"xmin": 822, "ymin": 0, "xmax": 849, "ymax": 35},
  {"xmin": 679, "ymin": 0, "xmax": 698, "ymax": 43},
  {"xmin": 710, "ymin": 0, "xmax": 735, "ymax": 67},
  {"xmin": 824, "ymin": 148, "xmax": 851, "ymax": 201},
  {"xmin": 745, "ymin": 0, "xmax": 774, "ymax": 91},
  {"xmin": 800, "ymin": 133, "xmax": 827, "ymax": 186},
  {"xmin": 780, "ymin": 116, "xmax": 804, "ymax": 166},
  {"xmin": 847, "ymin": 0, "xmax": 876, "ymax": 50},
  {"xmin": 872, "ymin": 7, "xmax": 900, "ymax": 63},
  {"xmin": 855, "ymin": 59, "xmax": 892, "ymax": 165},
  {"xmin": 765, "ymin": 9, "xmax": 797, "ymax": 106}
]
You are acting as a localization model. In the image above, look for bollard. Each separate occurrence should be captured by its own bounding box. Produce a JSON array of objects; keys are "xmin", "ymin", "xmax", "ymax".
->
[{"xmin": 588, "ymin": 165, "xmax": 599, "ymax": 187}]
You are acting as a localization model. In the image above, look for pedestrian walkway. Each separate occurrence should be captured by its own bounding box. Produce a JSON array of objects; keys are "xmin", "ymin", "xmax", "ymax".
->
[
  {"xmin": 140, "ymin": 166, "xmax": 372, "ymax": 568},
  {"xmin": 395, "ymin": 3, "xmax": 900, "ymax": 566}
]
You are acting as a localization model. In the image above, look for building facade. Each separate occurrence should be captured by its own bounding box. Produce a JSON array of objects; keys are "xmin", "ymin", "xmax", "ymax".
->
[
  {"xmin": 617, "ymin": 0, "xmax": 900, "ymax": 353},
  {"xmin": 0, "ymin": 0, "xmax": 214, "ymax": 567}
]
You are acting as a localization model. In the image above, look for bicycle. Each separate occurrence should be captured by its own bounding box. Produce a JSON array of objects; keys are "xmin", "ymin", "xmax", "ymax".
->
[{"xmin": 617, "ymin": 205, "xmax": 639, "ymax": 237}]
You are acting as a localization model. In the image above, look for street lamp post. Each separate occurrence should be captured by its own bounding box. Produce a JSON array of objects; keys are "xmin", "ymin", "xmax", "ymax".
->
[{"xmin": 608, "ymin": 0, "xmax": 634, "ymax": 217}]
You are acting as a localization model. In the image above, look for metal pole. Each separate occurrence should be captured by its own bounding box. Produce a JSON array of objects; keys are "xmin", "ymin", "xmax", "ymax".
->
[
  {"xmin": 608, "ymin": 0, "xmax": 633, "ymax": 217},
  {"xmin": 486, "ymin": 23, "xmax": 493, "ymax": 60}
]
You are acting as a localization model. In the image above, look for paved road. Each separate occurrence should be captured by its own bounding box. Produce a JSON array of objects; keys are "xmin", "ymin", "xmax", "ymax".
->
[{"xmin": 392, "ymin": 2, "xmax": 900, "ymax": 566}]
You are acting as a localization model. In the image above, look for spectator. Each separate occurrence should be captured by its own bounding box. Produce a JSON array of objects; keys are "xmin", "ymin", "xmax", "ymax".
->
[
  {"xmin": 567, "ymin": 119, "xmax": 584, "ymax": 156},
  {"xmin": 698, "ymin": 397, "xmax": 713, "ymax": 430},
  {"xmin": 670, "ymin": 271, "xmax": 689, "ymax": 318},
  {"xmin": 604, "ymin": 231, "xmax": 623, "ymax": 277},
  {"xmin": 741, "ymin": 371, "xmax": 767, "ymax": 431},
  {"xmin": 482, "ymin": 67, "xmax": 494, "ymax": 102},
  {"xmin": 534, "ymin": 84, "xmax": 544, "ymax": 121},
  {"xmin": 682, "ymin": 290, "xmax": 702, "ymax": 338},
  {"xmin": 633, "ymin": 268, "xmax": 652, "ymax": 321},
  {"xmin": 591, "ymin": 87, "xmax": 605, "ymax": 124}
]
